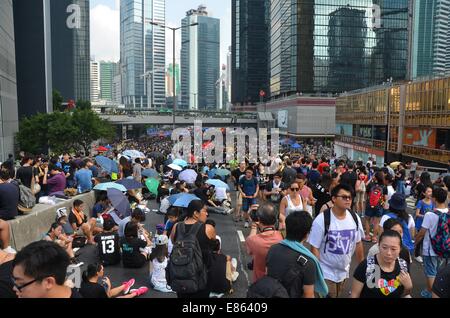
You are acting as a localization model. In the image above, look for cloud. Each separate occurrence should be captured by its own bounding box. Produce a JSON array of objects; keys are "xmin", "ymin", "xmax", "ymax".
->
[{"xmin": 90, "ymin": 4, "xmax": 120, "ymax": 62}]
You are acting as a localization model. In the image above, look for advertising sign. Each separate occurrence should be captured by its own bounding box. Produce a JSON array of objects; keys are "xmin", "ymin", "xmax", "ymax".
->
[
  {"xmin": 403, "ymin": 128, "xmax": 436, "ymax": 148},
  {"xmin": 278, "ymin": 110, "xmax": 288, "ymax": 128}
]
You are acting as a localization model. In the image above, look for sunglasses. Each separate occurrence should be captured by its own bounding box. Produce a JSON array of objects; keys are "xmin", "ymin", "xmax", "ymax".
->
[
  {"xmin": 336, "ymin": 195, "xmax": 352, "ymax": 201},
  {"xmin": 290, "ymin": 188, "xmax": 299, "ymax": 191}
]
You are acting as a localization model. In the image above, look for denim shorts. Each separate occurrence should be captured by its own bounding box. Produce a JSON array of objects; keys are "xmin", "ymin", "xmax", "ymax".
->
[
  {"xmin": 242, "ymin": 197, "xmax": 257, "ymax": 212},
  {"xmin": 365, "ymin": 206, "xmax": 383, "ymax": 218},
  {"xmin": 423, "ymin": 256, "xmax": 443, "ymax": 278}
]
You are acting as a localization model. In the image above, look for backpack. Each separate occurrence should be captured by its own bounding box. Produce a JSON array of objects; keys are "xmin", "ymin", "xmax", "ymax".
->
[
  {"xmin": 12, "ymin": 180, "xmax": 36, "ymax": 210},
  {"xmin": 247, "ymin": 249, "xmax": 309, "ymax": 298},
  {"xmin": 368, "ymin": 184, "xmax": 383, "ymax": 208},
  {"xmin": 386, "ymin": 213, "xmax": 414, "ymax": 251},
  {"xmin": 166, "ymin": 222, "xmax": 207, "ymax": 294},
  {"xmin": 430, "ymin": 211, "xmax": 450, "ymax": 258},
  {"xmin": 323, "ymin": 209, "xmax": 359, "ymax": 253}
]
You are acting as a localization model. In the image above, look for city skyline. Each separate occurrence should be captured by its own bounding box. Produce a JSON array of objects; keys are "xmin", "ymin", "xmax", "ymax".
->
[{"xmin": 90, "ymin": 0, "xmax": 231, "ymax": 66}]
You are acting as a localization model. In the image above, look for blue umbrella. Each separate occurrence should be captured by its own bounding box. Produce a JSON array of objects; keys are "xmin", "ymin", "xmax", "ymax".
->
[
  {"xmin": 172, "ymin": 193, "xmax": 201, "ymax": 208},
  {"xmin": 142, "ymin": 168, "xmax": 159, "ymax": 178},
  {"xmin": 206, "ymin": 179, "xmax": 230, "ymax": 191},
  {"xmin": 215, "ymin": 168, "xmax": 231, "ymax": 177},
  {"xmin": 107, "ymin": 188, "xmax": 131, "ymax": 218},
  {"xmin": 179, "ymin": 169, "xmax": 198, "ymax": 184},
  {"xmin": 115, "ymin": 178, "xmax": 143, "ymax": 190},
  {"xmin": 93, "ymin": 182, "xmax": 127, "ymax": 192},
  {"xmin": 164, "ymin": 159, "xmax": 173, "ymax": 165},
  {"xmin": 123, "ymin": 150, "xmax": 145, "ymax": 159},
  {"xmin": 95, "ymin": 156, "xmax": 119, "ymax": 174},
  {"xmin": 173, "ymin": 158, "xmax": 188, "ymax": 167},
  {"xmin": 291, "ymin": 143, "xmax": 302, "ymax": 149}
]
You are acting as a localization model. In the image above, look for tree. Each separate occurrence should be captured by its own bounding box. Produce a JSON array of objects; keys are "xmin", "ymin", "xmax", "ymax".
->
[
  {"xmin": 16, "ymin": 113, "xmax": 50, "ymax": 154},
  {"xmin": 71, "ymin": 108, "xmax": 115, "ymax": 155},
  {"xmin": 53, "ymin": 90, "xmax": 64, "ymax": 112},
  {"xmin": 76, "ymin": 99, "xmax": 91, "ymax": 110}
]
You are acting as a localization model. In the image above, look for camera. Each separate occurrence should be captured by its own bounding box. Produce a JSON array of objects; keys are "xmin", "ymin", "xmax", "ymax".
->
[{"xmin": 249, "ymin": 204, "xmax": 259, "ymax": 222}]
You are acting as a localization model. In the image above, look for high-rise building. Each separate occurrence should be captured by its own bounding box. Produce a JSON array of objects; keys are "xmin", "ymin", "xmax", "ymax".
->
[
  {"xmin": 411, "ymin": 0, "xmax": 450, "ymax": 79},
  {"xmin": 13, "ymin": 0, "xmax": 90, "ymax": 118},
  {"xmin": 269, "ymin": 0, "xmax": 410, "ymax": 97},
  {"xmin": 226, "ymin": 46, "xmax": 232, "ymax": 105},
  {"xmin": 50, "ymin": 0, "xmax": 90, "ymax": 101},
  {"xmin": 100, "ymin": 62, "xmax": 118, "ymax": 101},
  {"xmin": 112, "ymin": 62, "xmax": 122, "ymax": 104},
  {"xmin": 120, "ymin": 0, "xmax": 166, "ymax": 108},
  {"xmin": 232, "ymin": 0, "xmax": 270, "ymax": 105},
  {"xmin": 180, "ymin": 5, "xmax": 220, "ymax": 110},
  {"xmin": 90, "ymin": 60, "xmax": 100, "ymax": 102},
  {"xmin": 0, "ymin": 0, "xmax": 19, "ymax": 162}
]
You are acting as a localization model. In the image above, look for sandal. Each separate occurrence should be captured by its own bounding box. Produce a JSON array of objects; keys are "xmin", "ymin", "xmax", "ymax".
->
[
  {"xmin": 363, "ymin": 235, "xmax": 372, "ymax": 242},
  {"xmin": 372, "ymin": 237, "xmax": 378, "ymax": 243}
]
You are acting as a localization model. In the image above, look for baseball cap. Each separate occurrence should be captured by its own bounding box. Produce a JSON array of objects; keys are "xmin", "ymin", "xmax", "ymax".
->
[
  {"xmin": 56, "ymin": 207, "xmax": 68, "ymax": 220},
  {"xmin": 155, "ymin": 234, "xmax": 169, "ymax": 246}
]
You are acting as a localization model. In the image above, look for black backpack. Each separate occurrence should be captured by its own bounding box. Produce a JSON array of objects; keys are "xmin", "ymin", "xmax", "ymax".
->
[
  {"xmin": 323, "ymin": 209, "xmax": 359, "ymax": 253},
  {"xmin": 247, "ymin": 249, "xmax": 309, "ymax": 298},
  {"xmin": 167, "ymin": 222, "xmax": 207, "ymax": 294}
]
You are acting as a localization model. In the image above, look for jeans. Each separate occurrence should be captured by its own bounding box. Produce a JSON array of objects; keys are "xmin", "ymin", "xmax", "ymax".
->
[
  {"xmin": 207, "ymin": 206, "xmax": 228, "ymax": 215},
  {"xmin": 396, "ymin": 180, "xmax": 405, "ymax": 195}
]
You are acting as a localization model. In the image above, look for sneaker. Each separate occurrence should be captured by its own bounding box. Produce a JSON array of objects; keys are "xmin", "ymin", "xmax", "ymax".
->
[
  {"xmin": 70, "ymin": 258, "xmax": 84, "ymax": 267},
  {"xmin": 226, "ymin": 208, "xmax": 233, "ymax": 215},
  {"xmin": 231, "ymin": 271, "xmax": 239, "ymax": 282},
  {"xmin": 3, "ymin": 246, "xmax": 17, "ymax": 254},
  {"xmin": 72, "ymin": 247, "xmax": 80, "ymax": 254},
  {"xmin": 244, "ymin": 221, "xmax": 249, "ymax": 228},
  {"xmin": 153, "ymin": 285, "xmax": 175, "ymax": 293},
  {"xmin": 209, "ymin": 292, "xmax": 224, "ymax": 298},
  {"xmin": 415, "ymin": 256, "xmax": 423, "ymax": 263},
  {"xmin": 130, "ymin": 286, "xmax": 149, "ymax": 297},
  {"xmin": 420, "ymin": 289, "xmax": 432, "ymax": 298},
  {"xmin": 122, "ymin": 278, "xmax": 136, "ymax": 294}
]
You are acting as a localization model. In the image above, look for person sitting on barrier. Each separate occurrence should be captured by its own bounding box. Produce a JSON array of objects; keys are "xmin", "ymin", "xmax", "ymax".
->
[
  {"xmin": 69, "ymin": 199, "xmax": 102, "ymax": 245},
  {"xmin": 0, "ymin": 219, "xmax": 16, "ymax": 254},
  {"xmin": 80, "ymin": 263, "xmax": 147, "ymax": 298},
  {"xmin": 43, "ymin": 222, "xmax": 81, "ymax": 266},
  {"xmin": 11, "ymin": 241, "xmax": 81, "ymax": 298},
  {"xmin": 0, "ymin": 247, "xmax": 16, "ymax": 298}
]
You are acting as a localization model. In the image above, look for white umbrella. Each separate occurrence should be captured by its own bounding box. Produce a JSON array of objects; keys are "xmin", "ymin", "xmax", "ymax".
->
[
  {"xmin": 168, "ymin": 163, "xmax": 182, "ymax": 171},
  {"xmin": 179, "ymin": 169, "xmax": 198, "ymax": 184}
]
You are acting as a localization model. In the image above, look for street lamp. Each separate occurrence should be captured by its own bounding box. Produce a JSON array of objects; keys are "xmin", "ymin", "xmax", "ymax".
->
[{"xmin": 149, "ymin": 21, "xmax": 198, "ymax": 129}]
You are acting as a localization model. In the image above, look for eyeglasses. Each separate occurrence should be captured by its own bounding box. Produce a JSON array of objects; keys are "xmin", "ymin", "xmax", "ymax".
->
[
  {"xmin": 290, "ymin": 188, "xmax": 299, "ymax": 191},
  {"xmin": 11, "ymin": 277, "xmax": 39, "ymax": 292},
  {"xmin": 336, "ymin": 195, "xmax": 352, "ymax": 201}
]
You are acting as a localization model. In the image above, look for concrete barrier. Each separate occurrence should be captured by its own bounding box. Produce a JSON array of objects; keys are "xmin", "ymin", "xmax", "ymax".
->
[{"xmin": 8, "ymin": 191, "xmax": 96, "ymax": 251}]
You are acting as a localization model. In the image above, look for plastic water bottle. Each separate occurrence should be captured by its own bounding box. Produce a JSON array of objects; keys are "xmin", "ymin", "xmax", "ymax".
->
[{"xmin": 77, "ymin": 185, "xmax": 82, "ymax": 194}]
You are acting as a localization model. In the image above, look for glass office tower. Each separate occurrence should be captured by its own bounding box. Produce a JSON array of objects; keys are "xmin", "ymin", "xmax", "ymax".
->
[{"xmin": 269, "ymin": 0, "xmax": 410, "ymax": 97}]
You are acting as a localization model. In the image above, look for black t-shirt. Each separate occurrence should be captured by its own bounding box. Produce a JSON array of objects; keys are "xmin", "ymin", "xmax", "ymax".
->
[
  {"xmin": 312, "ymin": 183, "xmax": 331, "ymax": 216},
  {"xmin": 353, "ymin": 257, "xmax": 406, "ymax": 298},
  {"xmin": 16, "ymin": 166, "xmax": 37, "ymax": 188},
  {"xmin": 266, "ymin": 244, "xmax": 316, "ymax": 298},
  {"xmin": 0, "ymin": 260, "xmax": 16, "ymax": 298},
  {"xmin": 121, "ymin": 237, "xmax": 147, "ymax": 268},
  {"xmin": 193, "ymin": 188, "xmax": 209, "ymax": 205},
  {"xmin": 432, "ymin": 264, "xmax": 450, "ymax": 298},
  {"xmin": 265, "ymin": 181, "xmax": 285, "ymax": 203},
  {"xmin": 94, "ymin": 233, "xmax": 121, "ymax": 266},
  {"xmin": 340, "ymin": 171, "xmax": 358, "ymax": 192},
  {"xmin": 207, "ymin": 253, "xmax": 230, "ymax": 294},
  {"xmin": 79, "ymin": 281, "xmax": 108, "ymax": 298},
  {"xmin": 61, "ymin": 160, "xmax": 76, "ymax": 180},
  {"xmin": 306, "ymin": 170, "xmax": 321, "ymax": 185},
  {"xmin": 0, "ymin": 183, "xmax": 19, "ymax": 220},
  {"xmin": 232, "ymin": 169, "xmax": 246, "ymax": 184},
  {"xmin": 68, "ymin": 211, "xmax": 87, "ymax": 229}
]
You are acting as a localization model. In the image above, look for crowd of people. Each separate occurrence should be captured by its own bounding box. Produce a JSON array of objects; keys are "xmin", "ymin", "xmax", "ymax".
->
[{"xmin": 0, "ymin": 134, "xmax": 449, "ymax": 299}]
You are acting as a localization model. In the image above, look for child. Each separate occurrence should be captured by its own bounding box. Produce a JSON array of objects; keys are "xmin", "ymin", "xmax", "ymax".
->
[
  {"xmin": 149, "ymin": 235, "xmax": 174, "ymax": 293},
  {"xmin": 163, "ymin": 207, "xmax": 179, "ymax": 237}
]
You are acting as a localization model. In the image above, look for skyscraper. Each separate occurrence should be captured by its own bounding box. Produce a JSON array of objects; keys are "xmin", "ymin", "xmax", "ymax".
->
[
  {"xmin": 232, "ymin": 0, "xmax": 269, "ymax": 105},
  {"xmin": 411, "ymin": 0, "xmax": 450, "ymax": 78},
  {"xmin": 0, "ymin": 0, "xmax": 19, "ymax": 161},
  {"xmin": 269, "ymin": 0, "xmax": 410, "ymax": 97},
  {"xmin": 180, "ymin": 5, "xmax": 220, "ymax": 110},
  {"xmin": 13, "ymin": 0, "xmax": 91, "ymax": 118},
  {"xmin": 90, "ymin": 60, "xmax": 100, "ymax": 102},
  {"xmin": 100, "ymin": 62, "xmax": 118, "ymax": 101},
  {"xmin": 120, "ymin": 0, "xmax": 166, "ymax": 108}
]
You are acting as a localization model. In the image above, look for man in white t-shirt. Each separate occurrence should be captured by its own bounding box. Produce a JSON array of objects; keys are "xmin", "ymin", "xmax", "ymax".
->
[
  {"xmin": 308, "ymin": 183, "xmax": 365, "ymax": 298},
  {"xmin": 414, "ymin": 187, "xmax": 448, "ymax": 298}
]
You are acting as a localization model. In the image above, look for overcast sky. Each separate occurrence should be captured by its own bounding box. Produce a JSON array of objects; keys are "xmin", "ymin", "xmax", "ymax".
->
[{"xmin": 90, "ymin": 0, "xmax": 231, "ymax": 66}]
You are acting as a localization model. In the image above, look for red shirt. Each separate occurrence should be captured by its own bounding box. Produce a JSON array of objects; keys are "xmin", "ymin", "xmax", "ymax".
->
[
  {"xmin": 245, "ymin": 231, "xmax": 283, "ymax": 282},
  {"xmin": 317, "ymin": 162, "xmax": 330, "ymax": 174}
]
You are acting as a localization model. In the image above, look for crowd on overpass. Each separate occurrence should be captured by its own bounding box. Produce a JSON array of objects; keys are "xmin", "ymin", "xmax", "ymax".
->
[{"xmin": 0, "ymin": 134, "xmax": 450, "ymax": 299}]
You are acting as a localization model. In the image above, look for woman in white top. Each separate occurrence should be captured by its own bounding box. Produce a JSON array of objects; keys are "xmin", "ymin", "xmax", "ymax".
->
[{"xmin": 278, "ymin": 182, "xmax": 307, "ymax": 230}]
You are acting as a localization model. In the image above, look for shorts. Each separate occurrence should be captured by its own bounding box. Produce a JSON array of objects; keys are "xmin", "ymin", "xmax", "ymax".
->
[
  {"xmin": 242, "ymin": 197, "xmax": 257, "ymax": 212},
  {"xmin": 365, "ymin": 206, "xmax": 383, "ymax": 218},
  {"xmin": 236, "ymin": 192, "xmax": 243, "ymax": 206},
  {"xmin": 423, "ymin": 256, "xmax": 443, "ymax": 278},
  {"xmin": 75, "ymin": 228, "xmax": 85, "ymax": 236},
  {"xmin": 355, "ymin": 192, "xmax": 365, "ymax": 204}
]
